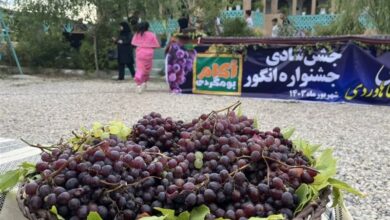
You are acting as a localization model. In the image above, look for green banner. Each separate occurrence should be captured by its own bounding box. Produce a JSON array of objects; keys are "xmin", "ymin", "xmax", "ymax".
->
[{"xmin": 193, "ymin": 54, "xmax": 243, "ymax": 95}]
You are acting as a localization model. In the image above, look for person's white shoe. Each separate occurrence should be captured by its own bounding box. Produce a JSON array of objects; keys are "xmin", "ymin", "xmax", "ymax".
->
[
  {"xmin": 141, "ymin": 83, "xmax": 147, "ymax": 90},
  {"xmin": 136, "ymin": 85, "xmax": 143, "ymax": 94}
]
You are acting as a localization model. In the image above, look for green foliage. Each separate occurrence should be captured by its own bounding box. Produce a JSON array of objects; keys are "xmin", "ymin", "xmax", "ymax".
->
[
  {"xmin": 282, "ymin": 128, "xmax": 295, "ymax": 140},
  {"xmin": 0, "ymin": 162, "xmax": 36, "ymax": 192},
  {"xmin": 315, "ymin": 0, "xmax": 390, "ymax": 35},
  {"xmin": 141, "ymin": 205, "xmax": 210, "ymax": 220},
  {"xmin": 248, "ymin": 215, "xmax": 284, "ymax": 220},
  {"xmin": 69, "ymin": 121, "xmax": 131, "ymax": 152},
  {"xmin": 50, "ymin": 206, "xmax": 65, "ymax": 220},
  {"xmin": 292, "ymin": 139, "xmax": 320, "ymax": 164},
  {"xmin": 87, "ymin": 211, "xmax": 103, "ymax": 220},
  {"xmin": 222, "ymin": 18, "xmax": 255, "ymax": 37},
  {"xmin": 292, "ymin": 140, "xmax": 364, "ymax": 214},
  {"xmin": 314, "ymin": 12, "xmax": 365, "ymax": 36},
  {"xmin": 79, "ymin": 39, "xmax": 96, "ymax": 71}
]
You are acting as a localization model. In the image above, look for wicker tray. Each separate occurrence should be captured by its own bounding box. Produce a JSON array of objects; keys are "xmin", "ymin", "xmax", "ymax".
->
[
  {"xmin": 17, "ymin": 183, "xmax": 332, "ymax": 220},
  {"xmin": 17, "ymin": 184, "xmax": 56, "ymax": 220}
]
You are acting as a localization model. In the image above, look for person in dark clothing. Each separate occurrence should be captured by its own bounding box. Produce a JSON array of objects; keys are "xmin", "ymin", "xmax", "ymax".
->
[
  {"xmin": 128, "ymin": 11, "xmax": 140, "ymax": 32},
  {"xmin": 177, "ymin": 14, "xmax": 189, "ymax": 32},
  {"xmin": 112, "ymin": 22, "xmax": 135, "ymax": 80}
]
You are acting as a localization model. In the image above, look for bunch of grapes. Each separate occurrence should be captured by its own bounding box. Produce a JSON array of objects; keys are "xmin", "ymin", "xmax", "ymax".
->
[
  {"xmin": 131, "ymin": 112, "xmax": 183, "ymax": 151},
  {"xmin": 22, "ymin": 104, "xmax": 317, "ymax": 220},
  {"xmin": 166, "ymin": 43, "xmax": 197, "ymax": 93}
]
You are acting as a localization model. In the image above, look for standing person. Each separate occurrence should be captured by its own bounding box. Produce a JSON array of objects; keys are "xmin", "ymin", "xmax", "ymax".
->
[
  {"xmin": 215, "ymin": 16, "xmax": 223, "ymax": 36},
  {"xmin": 178, "ymin": 13, "xmax": 189, "ymax": 32},
  {"xmin": 279, "ymin": 12, "xmax": 294, "ymax": 36},
  {"xmin": 129, "ymin": 11, "xmax": 140, "ymax": 32},
  {"xmin": 131, "ymin": 22, "xmax": 160, "ymax": 93},
  {"xmin": 112, "ymin": 22, "xmax": 135, "ymax": 80},
  {"xmin": 271, "ymin": 18, "xmax": 280, "ymax": 37},
  {"xmin": 245, "ymin": 10, "xmax": 254, "ymax": 28}
]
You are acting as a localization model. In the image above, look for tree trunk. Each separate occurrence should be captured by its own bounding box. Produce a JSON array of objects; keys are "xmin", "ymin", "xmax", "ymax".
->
[{"xmin": 93, "ymin": 33, "xmax": 99, "ymax": 73}]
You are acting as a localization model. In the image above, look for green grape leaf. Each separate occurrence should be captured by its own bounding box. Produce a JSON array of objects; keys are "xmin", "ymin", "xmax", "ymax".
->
[
  {"xmin": 312, "ymin": 148, "xmax": 337, "ymax": 191},
  {"xmin": 50, "ymin": 206, "xmax": 65, "ymax": 220},
  {"xmin": 109, "ymin": 125, "xmax": 121, "ymax": 135},
  {"xmin": 331, "ymin": 187, "xmax": 343, "ymax": 208},
  {"xmin": 237, "ymin": 105, "xmax": 243, "ymax": 117},
  {"xmin": 216, "ymin": 218, "xmax": 230, "ymax": 220},
  {"xmin": 190, "ymin": 205, "xmax": 210, "ymax": 220},
  {"xmin": 118, "ymin": 127, "xmax": 132, "ymax": 141},
  {"xmin": 87, "ymin": 211, "xmax": 103, "ymax": 220},
  {"xmin": 101, "ymin": 132, "xmax": 110, "ymax": 139},
  {"xmin": 294, "ymin": 184, "xmax": 317, "ymax": 214},
  {"xmin": 140, "ymin": 216, "xmax": 167, "ymax": 220},
  {"xmin": 80, "ymin": 126, "xmax": 89, "ymax": 133},
  {"xmin": 154, "ymin": 207, "xmax": 176, "ymax": 220},
  {"xmin": 293, "ymin": 139, "xmax": 320, "ymax": 163},
  {"xmin": 194, "ymin": 159, "xmax": 203, "ymax": 169},
  {"xmin": 177, "ymin": 211, "xmax": 190, "ymax": 220},
  {"xmin": 328, "ymin": 178, "xmax": 365, "ymax": 197},
  {"xmin": 92, "ymin": 122, "xmax": 103, "ymax": 130},
  {"xmin": 248, "ymin": 214, "xmax": 284, "ymax": 220},
  {"xmin": 282, "ymin": 128, "xmax": 295, "ymax": 139},
  {"xmin": 195, "ymin": 151, "xmax": 203, "ymax": 160},
  {"xmin": 92, "ymin": 129, "xmax": 103, "ymax": 138},
  {"xmin": 0, "ymin": 169, "xmax": 22, "ymax": 192},
  {"xmin": 20, "ymin": 162, "xmax": 36, "ymax": 175}
]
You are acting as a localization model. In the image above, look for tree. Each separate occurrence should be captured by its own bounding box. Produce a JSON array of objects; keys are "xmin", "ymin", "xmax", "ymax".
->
[{"xmin": 316, "ymin": 0, "xmax": 390, "ymax": 35}]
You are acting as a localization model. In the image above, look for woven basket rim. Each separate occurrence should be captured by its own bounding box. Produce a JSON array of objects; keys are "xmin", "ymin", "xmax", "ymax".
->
[{"xmin": 17, "ymin": 184, "xmax": 331, "ymax": 220}]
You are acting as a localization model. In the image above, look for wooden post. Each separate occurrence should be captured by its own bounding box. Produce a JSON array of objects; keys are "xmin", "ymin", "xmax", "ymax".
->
[
  {"xmin": 271, "ymin": 0, "xmax": 278, "ymax": 13},
  {"xmin": 330, "ymin": 0, "xmax": 336, "ymax": 14},
  {"xmin": 243, "ymin": 0, "xmax": 252, "ymax": 11},
  {"xmin": 263, "ymin": 0, "xmax": 266, "ymax": 13},
  {"xmin": 292, "ymin": 0, "xmax": 297, "ymax": 15},
  {"xmin": 311, "ymin": 0, "xmax": 317, "ymax": 15}
]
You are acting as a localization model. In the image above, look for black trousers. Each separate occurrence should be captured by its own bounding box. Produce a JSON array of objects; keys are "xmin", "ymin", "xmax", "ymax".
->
[{"xmin": 118, "ymin": 63, "xmax": 135, "ymax": 80}]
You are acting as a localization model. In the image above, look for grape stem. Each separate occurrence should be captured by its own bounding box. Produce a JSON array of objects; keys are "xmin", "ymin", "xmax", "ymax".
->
[
  {"xmin": 102, "ymin": 176, "xmax": 162, "ymax": 193},
  {"xmin": 20, "ymin": 138, "xmax": 57, "ymax": 152},
  {"xmin": 45, "ymin": 141, "xmax": 105, "ymax": 181},
  {"xmin": 205, "ymin": 101, "xmax": 242, "ymax": 120},
  {"xmin": 262, "ymin": 156, "xmax": 319, "ymax": 173},
  {"xmin": 262, "ymin": 151, "xmax": 271, "ymax": 186},
  {"xmin": 145, "ymin": 152, "xmax": 172, "ymax": 160},
  {"xmin": 229, "ymin": 163, "xmax": 251, "ymax": 176}
]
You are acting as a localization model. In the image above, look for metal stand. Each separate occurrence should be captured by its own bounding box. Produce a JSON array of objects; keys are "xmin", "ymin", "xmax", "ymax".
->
[{"xmin": 0, "ymin": 9, "xmax": 23, "ymax": 75}]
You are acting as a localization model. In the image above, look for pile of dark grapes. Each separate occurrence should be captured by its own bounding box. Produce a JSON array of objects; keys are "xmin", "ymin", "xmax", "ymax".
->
[{"xmin": 23, "ymin": 107, "xmax": 317, "ymax": 220}]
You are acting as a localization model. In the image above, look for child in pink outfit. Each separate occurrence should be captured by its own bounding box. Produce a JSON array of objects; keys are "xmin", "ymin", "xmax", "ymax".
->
[{"xmin": 131, "ymin": 22, "xmax": 160, "ymax": 92}]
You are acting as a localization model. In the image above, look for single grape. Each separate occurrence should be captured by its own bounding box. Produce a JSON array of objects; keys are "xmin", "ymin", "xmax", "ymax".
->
[
  {"xmin": 185, "ymin": 193, "xmax": 197, "ymax": 207},
  {"xmin": 234, "ymin": 172, "xmax": 246, "ymax": 184},
  {"xmin": 271, "ymin": 177, "xmax": 284, "ymax": 189},
  {"xmin": 58, "ymin": 191, "xmax": 71, "ymax": 205},
  {"xmin": 301, "ymin": 171, "xmax": 314, "ymax": 183},
  {"xmin": 68, "ymin": 198, "xmax": 81, "ymax": 210},
  {"xmin": 65, "ymin": 178, "xmax": 79, "ymax": 189},
  {"xmin": 25, "ymin": 182, "xmax": 38, "ymax": 195},
  {"xmin": 77, "ymin": 205, "xmax": 89, "ymax": 218},
  {"xmin": 30, "ymin": 195, "xmax": 42, "ymax": 210},
  {"xmin": 93, "ymin": 150, "xmax": 105, "ymax": 161},
  {"xmin": 38, "ymin": 184, "xmax": 51, "ymax": 197},
  {"xmin": 242, "ymin": 202, "xmax": 256, "ymax": 217},
  {"xmin": 204, "ymin": 189, "xmax": 216, "ymax": 203},
  {"xmin": 97, "ymin": 205, "xmax": 108, "ymax": 218}
]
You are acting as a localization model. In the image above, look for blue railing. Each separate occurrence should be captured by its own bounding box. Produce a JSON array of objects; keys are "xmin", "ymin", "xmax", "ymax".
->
[
  {"xmin": 288, "ymin": 14, "xmax": 337, "ymax": 31},
  {"xmin": 288, "ymin": 14, "xmax": 374, "ymax": 31},
  {"xmin": 148, "ymin": 10, "xmax": 265, "ymax": 35}
]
